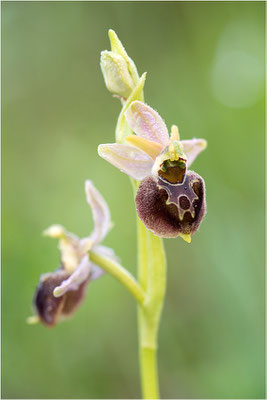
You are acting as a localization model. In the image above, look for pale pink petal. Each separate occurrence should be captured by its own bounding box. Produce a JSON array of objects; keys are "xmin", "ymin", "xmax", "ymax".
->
[
  {"xmin": 85, "ymin": 180, "xmax": 112, "ymax": 245},
  {"xmin": 98, "ymin": 143, "xmax": 153, "ymax": 181},
  {"xmin": 181, "ymin": 139, "xmax": 207, "ymax": 168},
  {"xmin": 53, "ymin": 255, "xmax": 91, "ymax": 297},
  {"xmin": 90, "ymin": 265, "xmax": 105, "ymax": 281},
  {"xmin": 125, "ymin": 101, "xmax": 169, "ymax": 146}
]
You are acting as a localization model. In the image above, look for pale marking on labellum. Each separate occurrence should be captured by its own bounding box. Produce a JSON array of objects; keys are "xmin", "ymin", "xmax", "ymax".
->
[{"xmin": 157, "ymin": 176, "xmax": 199, "ymax": 221}]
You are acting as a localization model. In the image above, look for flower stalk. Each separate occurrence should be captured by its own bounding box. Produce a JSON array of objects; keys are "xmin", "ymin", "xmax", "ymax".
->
[{"xmin": 89, "ymin": 250, "xmax": 145, "ymax": 305}]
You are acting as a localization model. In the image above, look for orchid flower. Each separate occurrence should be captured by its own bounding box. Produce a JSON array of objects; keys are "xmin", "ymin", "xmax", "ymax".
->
[
  {"xmin": 31, "ymin": 180, "xmax": 117, "ymax": 326},
  {"xmin": 98, "ymin": 101, "xmax": 207, "ymax": 242}
]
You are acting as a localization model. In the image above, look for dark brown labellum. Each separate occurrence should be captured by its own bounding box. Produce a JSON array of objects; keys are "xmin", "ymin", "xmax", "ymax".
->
[
  {"xmin": 136, "ymin": 170, "xmax": 206, "ymax": 238},
  {"xmin": 34, "ymin": 269, "xmax": 89, "ymax": 326}
]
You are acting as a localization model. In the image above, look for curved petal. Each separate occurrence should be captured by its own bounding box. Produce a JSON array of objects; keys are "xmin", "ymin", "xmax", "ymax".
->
[
  {"xmin": 53, "ymin": 255, "xmax": 91, "ymax": 297},
  {"xmin": 85, "ymin": 180, "xmax": 112, "ymax": 245},
  {"xmin": 98, "ymin": 143, "xmax": 153, "ymax": 181},
  {"xmin": 125, "ymin": 101, "xmax": 169, "ymax": 146},
  {"xmin": 181, "ymin": 139, "xmax": 207, "ymax": 168}
]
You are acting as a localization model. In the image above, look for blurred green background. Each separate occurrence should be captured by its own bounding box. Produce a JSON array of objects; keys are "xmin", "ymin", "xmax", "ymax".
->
[{"xmin": 2, "ymin": 1, "xmax": 265, "ymax": 399}]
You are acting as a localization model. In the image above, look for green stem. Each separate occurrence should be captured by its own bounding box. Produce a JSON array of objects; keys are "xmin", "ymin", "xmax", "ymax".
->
[
  {"xmin": 137, "ymin": 218, "xmax": 149, "ymax": 291},
  {"xmin": 139, "ymin": 231, "xmax": 166, "ymax": 399},
  {"xmin": 116, "ymin": 73, "xmax": 146, "ymax": 143},
  {"xmin": 117, "ymin": 71, "xmax": 166, "ymax": 398},
  {"xmin": 136, "ymin": 215, "xmax": 166, "ymax": 399},
  {"xmin": 140, "ymin": 347, "xmax": 159, "ymax": 399},
  {"xmin": 89, "ymin": 251, "xmax": 145, "ymax": 305}
]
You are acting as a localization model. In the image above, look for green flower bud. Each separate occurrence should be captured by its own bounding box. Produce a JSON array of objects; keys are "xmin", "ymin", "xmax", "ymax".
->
[
  {"xmin": 100, "ymin": 51, "xmax": 135, "ymax": 98},
  {"xmin": 100, "ymin": 29, "xmax": 139, "ymax": 100}
]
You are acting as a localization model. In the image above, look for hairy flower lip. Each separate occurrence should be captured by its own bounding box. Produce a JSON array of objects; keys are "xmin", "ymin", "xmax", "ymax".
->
[
  {"xmin": 136, "ymin": 171, "xmax": 206, "ymax": 239},
  {"xmin": 34, "ymin": 269, "xmax": 90, "ymax": 327}
]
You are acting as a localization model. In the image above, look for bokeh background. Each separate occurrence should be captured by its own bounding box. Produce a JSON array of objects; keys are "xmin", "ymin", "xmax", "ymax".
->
[{"xmin": 2, "ymin": 1, "xmax": 265, "ymax": 399}]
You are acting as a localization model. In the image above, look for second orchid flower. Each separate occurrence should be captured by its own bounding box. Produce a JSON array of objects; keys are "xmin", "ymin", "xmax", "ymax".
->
[{"xmin": 31, "ymin": 181, "xmax": 117, "ymax": 326}]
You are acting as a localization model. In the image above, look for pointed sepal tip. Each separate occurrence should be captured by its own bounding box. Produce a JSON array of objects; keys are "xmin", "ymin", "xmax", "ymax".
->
[
  {"xmin": 26, "ymin": 315, "xmax": 40, "ymax": 325},
  {"xmin": 180, "ymin": 233, "xmax": 191, "ymax": 243}
]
